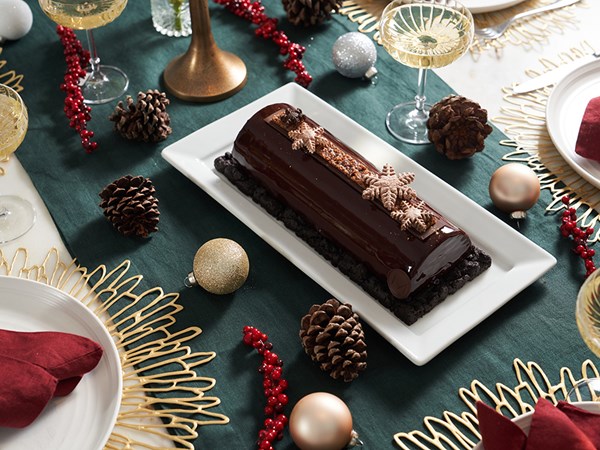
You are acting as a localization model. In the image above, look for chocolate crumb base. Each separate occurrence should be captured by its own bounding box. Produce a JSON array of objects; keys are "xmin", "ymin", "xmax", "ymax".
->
[{"xmin": 215, "ymin": 153, "xmax": 492, "ymax": 326}]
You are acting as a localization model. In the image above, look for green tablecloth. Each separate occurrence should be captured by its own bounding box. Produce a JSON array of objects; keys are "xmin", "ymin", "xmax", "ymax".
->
[{"xmin": 5, "ymin": 1, "xmax": 592, "ymax": 448}]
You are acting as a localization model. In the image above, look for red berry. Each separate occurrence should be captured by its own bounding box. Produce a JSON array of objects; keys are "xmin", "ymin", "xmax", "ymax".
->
[{"xmin": 266, "ymin": 352, "xmax": 278, "ymax": 364}]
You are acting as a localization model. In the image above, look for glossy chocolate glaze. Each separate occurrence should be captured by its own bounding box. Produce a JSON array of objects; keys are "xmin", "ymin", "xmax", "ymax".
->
[{"xmin": 232, "ymin": 103, "xmax": 471, "ymax": 299}]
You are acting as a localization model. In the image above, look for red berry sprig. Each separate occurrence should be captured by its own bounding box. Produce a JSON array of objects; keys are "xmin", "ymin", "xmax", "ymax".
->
[
  {"xmin": 56, "ymin": 26, "xmax": 98, "ymax": 153},
  {"xmin": 213, "ymin": 0, "xmax": 312, "ymax": 87},
  {"xmin": 560, "ymin": 196, "xmax": 596, "ymax": 277},
  {"xmin": 243, "ymin": 326, "xmax": 289, "ymax": 449}
]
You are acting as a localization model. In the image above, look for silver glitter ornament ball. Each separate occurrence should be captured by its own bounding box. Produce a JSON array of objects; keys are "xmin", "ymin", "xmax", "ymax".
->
[{"xmin": 332, "ymin": 32, "xmax": 377, "ymax": 79}]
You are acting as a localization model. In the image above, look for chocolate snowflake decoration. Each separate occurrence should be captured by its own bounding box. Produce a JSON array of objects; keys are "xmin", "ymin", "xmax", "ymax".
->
[
  {"xmin": 362, "ymin": 164, "xmax": 416, "ymax": 210},
  {"xmin": 280, "ymin": 107, "xmax": 304, "ymax": 128},
  {"xmin": 288, "ymin": 122, "xmax": 327, "ymax": 154},
  {"xmin": 391, "ymin": 200, "xmax": 436, "ymax": 233}
]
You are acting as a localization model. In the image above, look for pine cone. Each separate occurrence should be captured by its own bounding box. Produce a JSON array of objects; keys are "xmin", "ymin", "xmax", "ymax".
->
[
  {"xmin": 282, "ymin": 0, "xmax": 342, "ymax": 26},
  {"xmin": 109, "ymin": 90, "xmax": 172, "ymax": 143},
  {"xmin": 99, "ymin": 175, "xmax": 160, "ymax": 238},
  {"xmin": 300, "ymin": 299, "xmax": 367, "ymax": 382},
  {"xmin": 427, "ymin": 95, "xmax": 493, "ymax": 160}
]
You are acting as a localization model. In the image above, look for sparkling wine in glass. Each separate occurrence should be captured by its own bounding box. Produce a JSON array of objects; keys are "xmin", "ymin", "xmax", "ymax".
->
[
  {"xmin": 380, "ymin": 0, "xmax": 473, "ymax": 144},
  {"xmin": 0, "ymin": 84, "xmax": 36, "ymax": 243},
  {"xmin": 567, "ymin": 269, "xmax": 600, "ymax": 402},
  {"xmin": 38, "ymin": 0, "xmax": 129, "ymax": 105}
]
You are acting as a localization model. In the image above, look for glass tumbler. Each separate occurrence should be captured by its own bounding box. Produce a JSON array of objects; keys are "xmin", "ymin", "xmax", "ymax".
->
[{"xmin": 151, "ymin": 0, "xmax": 191, "ymax": 37}]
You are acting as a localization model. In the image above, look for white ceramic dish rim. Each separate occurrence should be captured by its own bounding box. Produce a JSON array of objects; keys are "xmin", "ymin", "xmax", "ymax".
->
[
  {"xmin": 463, "ymin": 0, "xmax": 525, "ymax": 14},
  {"xmin": 162, "ymin": 82, "xmax": 556, "ymax": 365},
  {"xmin": 0, "ymin": 275, "xmax": 122, "ymax": 450},
  {"xmin": 546, "ymin": 59, "xmax": 600, "ymax": 189}
]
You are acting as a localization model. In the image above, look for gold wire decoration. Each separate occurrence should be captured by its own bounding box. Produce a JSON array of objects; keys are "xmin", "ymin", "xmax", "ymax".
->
[
  {"xmin": 494, "ymin": 40, "xmax": 600, "ymax": 243},
  {"xmin": 337, "ymin": 0, "xmax": 583, "ymax": 52},
  {"xmin": 0, "ymin": 247, "xmax": 229, "ymax": 450},
  {"xmin": 393, "ymin": 358, "xmax": 599, "ymax": 449},
  {"xmin": 0, "ymin": 47, "xmax": 24, "ymax": 92}
]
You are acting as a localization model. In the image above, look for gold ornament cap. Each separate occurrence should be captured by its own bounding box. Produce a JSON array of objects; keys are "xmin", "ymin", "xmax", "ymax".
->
[
  {"xmin": 185, "ymin": 238, "xmax": 249, "ymax": 294},
  {"xmin": 289, "ymin": 392, "xmax": 362, "ymax": 450},
  {"xmin": 489, "ymin": 163, "xmax": 540, "ymax": 219}
]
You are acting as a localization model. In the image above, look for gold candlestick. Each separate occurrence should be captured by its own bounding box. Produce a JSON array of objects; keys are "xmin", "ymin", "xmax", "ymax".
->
[{"xmin": 163, "ymin": 0, "xmax": 247, "ymax": 102}]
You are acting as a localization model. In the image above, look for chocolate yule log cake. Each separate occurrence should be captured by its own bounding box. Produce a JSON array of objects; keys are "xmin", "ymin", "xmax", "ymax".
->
[{"xmin": 215, "ymin": 103, "xmax": 491, "ymax": 325}]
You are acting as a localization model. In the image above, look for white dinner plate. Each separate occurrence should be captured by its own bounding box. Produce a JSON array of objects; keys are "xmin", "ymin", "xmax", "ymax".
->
[
  {"xmin": 462, "ymin": 0, "xmax": 525, "ymax": 14},
  {"xmin": 162, "ymin": 82, "xmax": 556, "ymax": 365},
  {"xmin": 546, "ymin": 59, "xmax": 600, "ymax": 189},
  {"xmin": 473, "ymin": 401, "xmax": 600, "ymax": 449},
  {"xmin": 0, "ymin": 276, "xmax": 122, "ymax": 450}
]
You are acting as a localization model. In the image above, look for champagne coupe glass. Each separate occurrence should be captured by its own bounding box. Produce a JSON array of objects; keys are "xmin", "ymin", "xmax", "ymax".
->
[
  {"xmin": 379, "ymin": 0, "xmax": 474, "ymax": 144},
  {"xmin": 0, "ymin": 84, "xmax": 35, "ymax": 244},
  {"xmin": 38, "ymin": 0, "xmax": 129, "ymax": 105},
  {"xmin": 568, "ymin": 268, "xmax": 600, "ymax": 402}
]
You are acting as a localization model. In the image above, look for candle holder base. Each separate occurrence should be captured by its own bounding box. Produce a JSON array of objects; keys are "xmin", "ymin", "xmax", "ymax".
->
[{"xmin": 163, "ymin": 48, "xmax": 247, "ymax": 102}]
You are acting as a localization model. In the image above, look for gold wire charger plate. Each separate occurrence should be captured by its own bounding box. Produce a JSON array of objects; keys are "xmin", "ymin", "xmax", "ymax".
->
[
  {"xmin": 394, "ymin": 358, "xmax": 598, "ymax": 449},
  {"xmin": 0, "ymin": 46, "xmax": 23, "ymax": 92},
  {"xmin": 0, "ymin": 248, "xmax": 229, "ymax": 449},
  {"xmin": 393, "ymin": 40, "xmax": 600, "ymax": 450},
  {"xmin": 496, "ymin": 40, "xmax": 600, "ymax": 241},
  {"xmin": 337, "ymin": 0, "xmax": 583, "ymax": 54}
]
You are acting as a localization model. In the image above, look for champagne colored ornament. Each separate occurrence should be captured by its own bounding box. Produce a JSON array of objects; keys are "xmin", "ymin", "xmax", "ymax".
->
[
  {"xmin": 489, "ymin": 163, "xmax": 540, "ymax": 220},
  {"xmin": 184, "ymin": 238, "xmax": 249, "ymax": 294},
  {"xmin": 332, "ymin": 32, "xmax": 377, "ymax": 80},
  {"xmin": 289, "ymin": 392, "xmax": 362, "ymax": 450},
  {"xmin": 163, "ymin": 0, "xmax": 246, "ymax": 102}
]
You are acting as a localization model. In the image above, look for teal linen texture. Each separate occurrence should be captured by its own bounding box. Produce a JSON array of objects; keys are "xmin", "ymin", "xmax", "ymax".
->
[{"xmin": 5, "ymin": 1, "xmax": 585, "ymax": 448}]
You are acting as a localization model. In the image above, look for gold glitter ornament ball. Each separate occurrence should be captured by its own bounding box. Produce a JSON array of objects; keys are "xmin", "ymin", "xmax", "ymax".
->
[{"xmin": 191, "ymin": 238, "xmax": 249, "ymax": 295}]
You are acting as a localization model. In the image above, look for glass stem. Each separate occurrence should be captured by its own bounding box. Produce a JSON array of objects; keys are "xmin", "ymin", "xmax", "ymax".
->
[
  {"xmin": 415, "ymin": 68, "xmax": 428, "ymax": 112},
  {"xmin": 85, "ymin": 29, "xmax": 101, "ymax": 78}
]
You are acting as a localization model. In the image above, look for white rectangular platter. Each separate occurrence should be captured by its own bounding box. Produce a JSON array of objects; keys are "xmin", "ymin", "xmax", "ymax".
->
[{"xmin": 162, "ymin": 83, "xmax": 556, "ymax": 365}]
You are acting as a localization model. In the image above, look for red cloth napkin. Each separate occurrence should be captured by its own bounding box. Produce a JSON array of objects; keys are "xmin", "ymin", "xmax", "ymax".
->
[
  {"xmin": 0, "ymin": 355, "xmax": 58, "ymax": 428},
  {"xmin": 476, "ymin": 402, "xmax": 526, "ymax": 450},
  {"xmin": 575, "ymin": 97, "xmax": 600, "ymax": 162},
  {"xmin": 525, "ymin": 398, "xmax": 594, "ymax": 450},
  {"xmin": 0, "ymin": 329, "xmax": 103, "ymax": 397},
  {"xmin": 558, "ymin": 400, "xmax": 600, "ymax": 448},
  {"xmin": 0, "ymin": 329, "xmax": 104, "ymax": 428},
  {"xmin": 477, "ymin": 398, "xmax": 600, "ymax": 450}
]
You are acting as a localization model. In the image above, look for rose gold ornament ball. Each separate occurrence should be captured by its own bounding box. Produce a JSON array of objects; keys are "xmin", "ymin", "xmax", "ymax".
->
[
  {"xmin": 489, "ymin": 163, "xmax": 540, "ymax": 217},
  {"xmin": 289, "ymin": 392, "xmax": 353, "ymax": 450}
]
